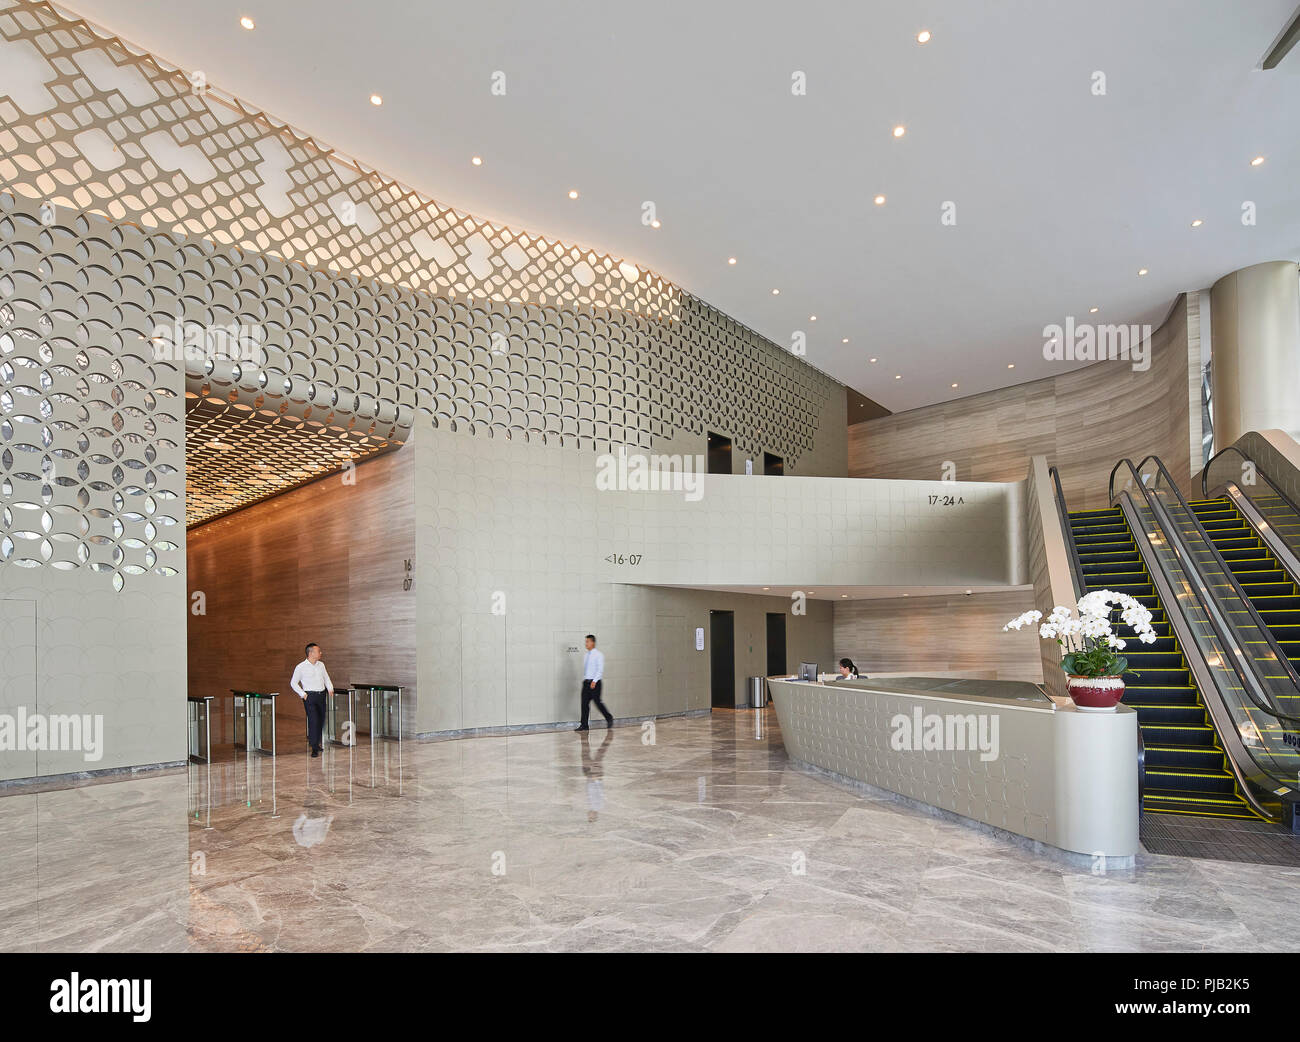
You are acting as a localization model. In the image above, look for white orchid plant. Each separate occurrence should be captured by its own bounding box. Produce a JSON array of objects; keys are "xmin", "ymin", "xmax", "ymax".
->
[{"xmin": 1003, "ymin": 590, "xmax": 1158, "ymax": 678}]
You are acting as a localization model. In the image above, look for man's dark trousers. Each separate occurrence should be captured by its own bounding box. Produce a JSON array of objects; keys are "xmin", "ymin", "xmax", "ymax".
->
[
  {"xmin": 305, "ymin": 690, "xmax": 327, "ymax": 750},
  {"xmin": 580, "ymin": 680, "xmax": 613, "ymax": 728}
]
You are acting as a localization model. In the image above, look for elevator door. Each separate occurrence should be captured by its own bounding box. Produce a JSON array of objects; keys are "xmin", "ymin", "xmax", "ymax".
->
[{"xmin": 709, "ymin": 610, "xmax": 735, "ymax": 708}]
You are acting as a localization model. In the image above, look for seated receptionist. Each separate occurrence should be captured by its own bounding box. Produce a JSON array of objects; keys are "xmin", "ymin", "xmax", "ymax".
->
[{"xmin": 836, "ymin": 658, "xmax": 860, "ymax": 680}]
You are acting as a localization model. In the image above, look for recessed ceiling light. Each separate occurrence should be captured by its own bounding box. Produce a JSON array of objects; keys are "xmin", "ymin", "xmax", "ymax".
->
[
  {"xmin": 1007, "ymin": 363, "xmax": 1015, "ymax": 369},
  {"xmin": 842, "ymin": 338, "xmax": 849, "ymax": 343},
  {"xmin": 893, "ymin": 125, "xmax": 906, "ymax": 138},
  {"xmin": 1251, "ymin": 155, "xmax": 1265, "ymax": 166},
  {"xmin": 1137, "ymin": 268, "xmax": 1148, "ymax": 276},
  {"xmin": 727, "ymin": 257, "xmax": 737, "ymax": 265},
  {"xmin": 568, "ymin": 189, "xmax": 579, "ymax": 199},
  {"xmin": 1089, "ymin": 306, "xmax": 1099, "ymax": 313},
  {"xmin": 869, "ymin": 357, "xmax": 877, "ymax": 363},
  {"xmin": 951, "ymin": 382, "xmax": 958, "ymax": 388},
  {"xmin": 809, "ymin": 315, "xmax": 817, "ymax": 321},
  {"xmin": 771, "ymin": 288, "xmax": 779, "ymax": 295},
  {"xmin": 471, "ymin": 156, "xmax": 482, "ymax": 166},
  {"xmin": 239, "ymin": 15, "xmax": 256, "ymax": 30},
  {"xmin": 650, "ymin": 219, "xmax": 661, "ymax": 228},
  {"xmin": 894, "ymin": 374, "xmax": 901, "ymax": 380},
  {"xmin": 841, "ymin": 594, "xmax": 848, "ymax": 598},
  {"xmin": 917, "ymin": 29, "xmax": 931, "ymax": 43},
  {"xmin": 762, "ymin": 586, "xmax": 769, "ymax": 590},
  {"xmin": 1190, "ymin": 218, "xmax": 1203, "ymax": 227},
  {"xmin": 874, "ymin": 194, "xmax": 886, "ymax": 205},
  {"xmin": 369, "ymin": 93, "xmax": 383, "ymax": 106}
]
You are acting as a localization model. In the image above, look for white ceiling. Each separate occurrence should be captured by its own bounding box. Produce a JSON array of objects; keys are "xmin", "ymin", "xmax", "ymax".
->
[{"xmin": 61, "ymin": 0, "xmax": 1300, "ymax": 412}]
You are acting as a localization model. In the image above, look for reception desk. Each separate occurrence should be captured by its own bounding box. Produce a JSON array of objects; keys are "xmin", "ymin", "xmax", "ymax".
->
[{"xmin": 767, "ymin": 675, "xmax": 1139, "ymax": 865}]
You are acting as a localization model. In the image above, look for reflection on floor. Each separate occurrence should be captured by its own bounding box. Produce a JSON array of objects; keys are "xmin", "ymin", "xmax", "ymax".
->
[{"xmin": 2, "ymin": 710, "xmax": 1299, "ymax": 952}]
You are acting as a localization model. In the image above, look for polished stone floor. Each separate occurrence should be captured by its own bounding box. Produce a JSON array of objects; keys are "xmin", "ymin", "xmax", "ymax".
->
[{"xmin": 2, "ymin": 710, "xmax": 1298, "ymax": 952}]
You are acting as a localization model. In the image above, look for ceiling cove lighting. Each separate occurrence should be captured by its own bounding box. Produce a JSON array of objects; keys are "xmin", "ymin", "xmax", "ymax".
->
[
  {"xmin": 369, "ymin": 94, "xmax": 383, "ymax": 106},
  {"xmin": 239, "ymin": 15, "xmax": 255, "ymax": 30},
  {"xmin": 917, "ymin": 29, "xmax": 932, "ymax": 43}
]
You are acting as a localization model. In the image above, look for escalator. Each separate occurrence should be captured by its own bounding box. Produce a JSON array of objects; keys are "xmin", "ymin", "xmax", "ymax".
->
[
  {"xmin": 1187, "ymin": 497, "xmax": 1300, "ymax": 719},
  {"xmin": 1066, "ymin": 506, "xmax": 1263, "ymax": 818}
]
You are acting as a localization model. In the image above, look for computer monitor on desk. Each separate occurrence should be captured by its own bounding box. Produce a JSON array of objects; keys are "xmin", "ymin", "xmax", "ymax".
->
[{"xmin": 798, "ymin": 662, "xmax": 818, "ymax": 682}]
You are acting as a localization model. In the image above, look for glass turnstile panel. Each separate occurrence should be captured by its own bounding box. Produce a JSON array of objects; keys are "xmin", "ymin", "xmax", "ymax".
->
[
  {"xmin": 326, "ymin": 688, "xmax": 354, "ymax": 746},
  {"xmin": 231, "ymin": 691, "xmax": 277, "ymax": 756},
  {"xmin": 351, "ymin": 684, "xmax": 403, "ymax": 741},
  {"xmin": 187, "ymin": 696, "xmax": 212, "ymax": 763},
  {"xmin": 352, "ymin": 688, "xmax": 373, "ymax": 737},
  {"xmin": 375, "ymin": 688, "xmax": 402, "ymax": 739}
]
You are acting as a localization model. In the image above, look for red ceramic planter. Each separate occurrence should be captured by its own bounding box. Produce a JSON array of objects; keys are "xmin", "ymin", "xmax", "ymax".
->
[{"xmin": 1067, "ymin": 674, "xmax": 1125, "ymax": 712}]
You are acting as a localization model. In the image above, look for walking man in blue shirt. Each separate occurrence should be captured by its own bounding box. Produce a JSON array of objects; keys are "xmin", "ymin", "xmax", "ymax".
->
[{"xmin": 575, "ymin": 634, "xmax": 614, "ymax": 731}]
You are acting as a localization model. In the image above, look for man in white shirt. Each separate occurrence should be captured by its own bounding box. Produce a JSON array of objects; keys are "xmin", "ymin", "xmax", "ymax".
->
[
  {"xmin": 575, "ymin": 634, "xmax": 613, "ymax": 731},
  {"xmin": 290, "ymin": 642, "xmax": 334, "ymax": 757}
]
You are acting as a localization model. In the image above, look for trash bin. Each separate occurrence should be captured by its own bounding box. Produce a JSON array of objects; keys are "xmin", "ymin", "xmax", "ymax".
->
[{"xmin": 748, "ymin": 676, "xmax": 766, "ymax": 708}]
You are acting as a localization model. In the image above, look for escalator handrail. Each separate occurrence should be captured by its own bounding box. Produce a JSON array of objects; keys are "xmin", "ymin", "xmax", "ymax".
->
[
  {"xmin": 1201, "ymin": 443, "xmax": 1300, "ymax": 516},
  {"xmin": 1131, "ymin": 453, "xmax": 1300, "ymax": 694},
  {"xmin": 1047, "ymin": 464, "xmax": 1086, "ymax": 599},
  {"xmin": 1109, "ymin": 456, "xmax": 1300, "ymax": 725}
]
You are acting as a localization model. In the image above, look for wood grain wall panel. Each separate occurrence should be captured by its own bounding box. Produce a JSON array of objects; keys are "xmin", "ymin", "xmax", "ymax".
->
[
  {"xmin": 849, "ymin": 297, "xmax": 1200, "ymax": 511},
  {"xmin": 832, "ymin": 590, "xmax": 1043, "ymax": 682},
  {"xmin": 187, "ymin": 447, "xmax": 416, "ymax": 740}
]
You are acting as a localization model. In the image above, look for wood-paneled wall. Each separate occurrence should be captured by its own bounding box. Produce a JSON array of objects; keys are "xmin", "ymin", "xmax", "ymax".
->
[
  {"xmin": 833, "ymin": 590, "xmax": 1044, "ymax": 683},
  {"xmin": 848, "ymin": 296, "xmax": 1200, "ymax": 511},
  {"xmin": 186, "ymin": 447, "xmax": 416, "ymax": 738}
]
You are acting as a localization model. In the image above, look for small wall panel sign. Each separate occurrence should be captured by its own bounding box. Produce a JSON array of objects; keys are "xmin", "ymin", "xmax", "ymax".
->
[{"xmin": 695, "ymin": 627, "xmax": 705, "ymax": 651}]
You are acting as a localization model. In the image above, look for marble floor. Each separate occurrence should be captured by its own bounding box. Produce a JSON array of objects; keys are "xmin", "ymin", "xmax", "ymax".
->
[{"xmin": 1, "ymin": 709, "xmax": 1298, "ymax": 952}]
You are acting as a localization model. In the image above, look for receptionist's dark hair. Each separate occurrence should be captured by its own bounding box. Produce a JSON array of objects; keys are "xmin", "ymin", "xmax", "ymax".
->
[{"xmin": 839, "ymin": 658, "xmax": 859, "ymax": 677}]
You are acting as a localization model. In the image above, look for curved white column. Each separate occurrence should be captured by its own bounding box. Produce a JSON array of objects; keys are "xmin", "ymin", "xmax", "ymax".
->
[{"xmin": 1210, "ymin": 261, "xmax": 1300, "ymax": 446}]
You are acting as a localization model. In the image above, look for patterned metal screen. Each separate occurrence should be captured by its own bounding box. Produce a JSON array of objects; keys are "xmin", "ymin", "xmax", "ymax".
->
[{"xmin": 0, "ymin": 0, "xmax": 840, "ymax": 581}]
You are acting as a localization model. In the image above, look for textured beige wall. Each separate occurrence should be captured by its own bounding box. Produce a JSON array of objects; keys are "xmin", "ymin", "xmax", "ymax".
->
[
  {"xmin": 848, "ymin": 296, "xmax": 1200, "ymax": 511},
  {"xmin": 832, "ymin": 590, "xmax": 1043, "ymax": 683}
]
